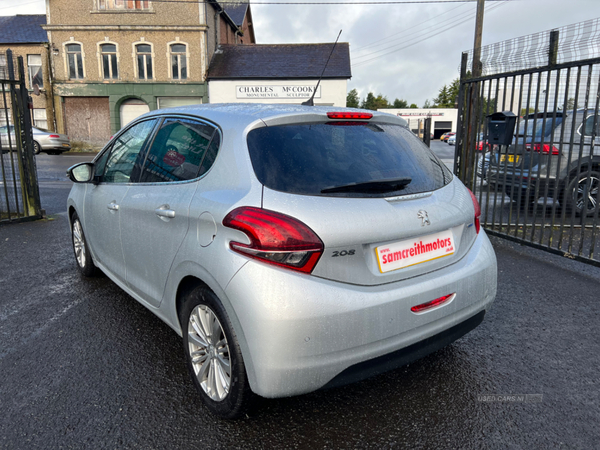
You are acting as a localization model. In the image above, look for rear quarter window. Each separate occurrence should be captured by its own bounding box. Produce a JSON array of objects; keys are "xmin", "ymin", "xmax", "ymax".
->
[{"xmin": 247, "ymin": 122, "xmax": 452, "ymax": 197}]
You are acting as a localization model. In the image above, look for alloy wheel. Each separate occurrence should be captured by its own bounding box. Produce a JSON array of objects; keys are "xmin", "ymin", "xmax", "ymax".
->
[
  {"xmin": 72, "ymin": 219, "xmax": 86, "ymax": 268},
  {"xmin": 187, "ymin": 304, "xmax": 231, "ymax": 401},
  {"xmin": 574, "ymin": 175, "xmax": 599, "ymax": 215}
]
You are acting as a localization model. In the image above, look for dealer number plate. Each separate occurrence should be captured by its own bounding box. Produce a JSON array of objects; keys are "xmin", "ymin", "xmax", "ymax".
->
[{"xmin": 375, "ymin": 229, "xmax": 455, "ymax": 273}]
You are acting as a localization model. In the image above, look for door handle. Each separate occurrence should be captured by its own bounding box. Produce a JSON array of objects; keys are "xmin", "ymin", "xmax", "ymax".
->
[
  {"xmin": 155, "ymin": 206, "xmax": 175, "ymax": 219},
  {"xmin": 107, "ymin": 202, "xmax": 119, "ymax": 211}
]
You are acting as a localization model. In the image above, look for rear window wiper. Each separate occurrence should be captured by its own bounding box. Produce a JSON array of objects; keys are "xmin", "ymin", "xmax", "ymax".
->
[{"xmin": 321, "ymin": 177, "xmax": 412, "ymax": 194}]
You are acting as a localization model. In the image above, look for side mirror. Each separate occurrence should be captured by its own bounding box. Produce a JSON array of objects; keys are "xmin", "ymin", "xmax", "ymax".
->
[{"xmin": 67, "ymin": 162, "xmax": 95, "ymax": 183}]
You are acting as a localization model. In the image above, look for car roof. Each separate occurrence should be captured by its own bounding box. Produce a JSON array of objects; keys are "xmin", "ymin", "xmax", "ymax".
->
[{"xmin": 135, "ymin": 103, "xmax": 408, "ymax": 129}]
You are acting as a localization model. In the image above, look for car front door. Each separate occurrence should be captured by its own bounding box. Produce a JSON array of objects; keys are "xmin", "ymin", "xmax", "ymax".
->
[
  {"xmin": 119, "ymin": 117, "xmax": 219, "ymax": 307},
  {"xmin": 83, "ymin": 119, "xmax": 158, "ymax": 284}
]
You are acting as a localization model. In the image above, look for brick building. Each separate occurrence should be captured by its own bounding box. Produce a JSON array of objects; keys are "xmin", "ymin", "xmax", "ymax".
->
[
  {"xmin": 0, "ymin": 15, "xmax": 55, "ymax": 130},
  {"xmin": 43, "ymin": 0, "xmax": 254, "ymax": 146}
]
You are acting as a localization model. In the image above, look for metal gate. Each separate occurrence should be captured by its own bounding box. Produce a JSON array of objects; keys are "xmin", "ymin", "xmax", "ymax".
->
[
  {"xmin": 0, "ymin": 50, "xmax": 41, "ymax": 224},
  {"xmin": 455, "ymin": 19, "xmax": 600, "ymax": 267}
]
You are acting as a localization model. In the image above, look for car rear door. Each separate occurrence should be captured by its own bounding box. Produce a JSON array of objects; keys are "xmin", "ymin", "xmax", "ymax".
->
[{"xmin": 119, "ymin": 116, "xmax": 221, "ymax": 307}]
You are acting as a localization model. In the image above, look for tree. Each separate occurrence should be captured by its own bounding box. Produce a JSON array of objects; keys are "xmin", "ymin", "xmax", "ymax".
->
[
  {"xmin": 393, "ymin": 98, "xmax": 408, "ymax": 108},
  {"xmin": 346, "ymin": 88, "xmax": 360, "ymax": 108},
  {"xmin": 423, "ymin": 99, "xmax": 432, "ymax": 108},
  {"xmin": 409, "ymin": 103, "xmax": 418, "ymax": 109},
  {"xmin": 361, "ymin": 92, "xmax": 390, "ymax": 111},
  {"xmin": 433, "ymin": 78, "xmax": 461, "ymax": 108},
  {"xmin": 560, "ymin": 97, "xmax": 575, "ymax": 111},
  {"xmin": 521, "ymin": 107, "xmax": 536, "ymax": 117}
]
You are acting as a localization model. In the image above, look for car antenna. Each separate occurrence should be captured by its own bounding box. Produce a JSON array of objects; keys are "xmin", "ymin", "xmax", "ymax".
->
[{"xmin": 302, "ymin": 30, "xmax": 342, "ymax": 107}]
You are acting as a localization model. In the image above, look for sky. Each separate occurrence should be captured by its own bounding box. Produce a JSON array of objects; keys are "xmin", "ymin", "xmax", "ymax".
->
[{"xmin": 2, "ymin": 0, "xmax": 600, "ymax": 106}]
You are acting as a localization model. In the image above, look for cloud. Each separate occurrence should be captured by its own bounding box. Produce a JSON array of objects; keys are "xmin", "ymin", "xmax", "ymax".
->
[{"xmin": 4, "ymin": 0, "xmax": 600, "ymax": 107}]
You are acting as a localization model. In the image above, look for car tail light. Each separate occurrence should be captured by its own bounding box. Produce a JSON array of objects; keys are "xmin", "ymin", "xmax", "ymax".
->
[
  {"xmin": 467, "ymin": 188, "xmax": 481, "ymax": 234},
  {"xmin": 223, "ymin": 207, "xmax": 324, "ymax": 274},
  {"xmin": 525, "ymin": 143, "xmax": 560, "ymax": 155},
  {"xmin": 411, "ymin": 293, "xmax": 455, "ymax": 313},
  {"xmin": 327, "ymin": 112, "xmax": 373, "ymax": 120},
  {"xmin": 49, "ymin": 134, "xmax": 60, "ymax": 139}
]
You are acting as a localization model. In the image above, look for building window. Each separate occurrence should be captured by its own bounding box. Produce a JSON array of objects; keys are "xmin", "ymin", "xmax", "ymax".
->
[
  {"xmin": 0, "ymin": 54, "xmax": 7, "ymax": 79},
  {"xmin": 27, "ymin": 55, "xmax": 44, "ymax": 89},
  {"xmin": 101, "ymin": 44, "xmax": 118, "ymax": 79},
  {"xmin": 98, "ymin": 0, "xmax": 150, "ymax": 10},
  {"xmin": 136, "ymin": 44, "xmax": 153, "ymax": 80},
  {"xmin": 66, "ymin": 44, "xmax": 84, "ymax": 79},
  {"xmin": 170, "ymin": 43, "xmax": 187, "ymax": 80},
  {"xmin": 33, "ymin": 109, "xmax": 48, "ymax": 129}
]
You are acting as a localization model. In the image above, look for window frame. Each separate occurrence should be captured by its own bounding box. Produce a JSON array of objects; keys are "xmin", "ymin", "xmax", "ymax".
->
[
  {"xmin": 0, "ymin": 54, "xmax": 7, "ymax": 79},
  {"xmin": 27, "ymin": 54, "xmax": 43, "ymax": 89},
  {"xmin": 32, "ymin": 109, "xmax": 48, "ymax": 129},
  {"xmin": 167, "ymin": 41, "xmax": 189, "ymax": 81},
  {"xmin": 96, "ymin": 0, "xmax": 151, "ymax": 11},
  {"xmin": 167, "ymin": 40, "xmax": 190, "ymax": 81},
  {"xmin": 137, "ymin": 114, "xmax": 221, "ymax": 184},
  {"xmin": 97, "ymin": 118, "xmax": 160, "ymax": 184},
  {"xmin": 64, "ymin": 41, "xmax": 86, "ymax": 80},
  {"xmin": 133, "ymin": 42, "xmax": 154, "ymax": 81},
  {"xmin": 578, "ymin": 114, "xmax": 600, "ymax": 138},
  {"xmin": 98, "ymin": 42, "xmax": 119, "ymax": 80}
]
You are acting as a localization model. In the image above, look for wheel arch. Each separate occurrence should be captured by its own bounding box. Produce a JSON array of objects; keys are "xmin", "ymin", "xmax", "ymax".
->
[{"xmin": 172, "ymin": 273, "xmax": 258, "ymax": 394}]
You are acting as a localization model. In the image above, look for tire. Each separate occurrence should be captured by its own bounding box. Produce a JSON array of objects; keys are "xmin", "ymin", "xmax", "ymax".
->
[
  {"xmin": 564, "ymin": 170, "xmax": 600, "ymax": 218},
  {"xmin": 181, "ymin": 287, "xmax": 251, "ymax": 419},
  {"xmin": 71, "ymin": 212, "xmax": 97, "ymax": 277},
  {"xmin": 33, "ymin": 141, "xmax": 41, "ymax": 155}
]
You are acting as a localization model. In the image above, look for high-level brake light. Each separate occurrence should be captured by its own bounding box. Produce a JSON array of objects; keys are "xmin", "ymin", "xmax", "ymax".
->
[{"xmin": 327, "ymin": 112, "xmax": 373, "ymax": 120}]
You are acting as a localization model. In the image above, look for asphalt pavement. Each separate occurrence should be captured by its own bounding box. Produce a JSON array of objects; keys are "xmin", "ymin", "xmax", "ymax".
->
[{"xmin": 0, "ymin": 152, "xmax": 599, "ymax": 449}]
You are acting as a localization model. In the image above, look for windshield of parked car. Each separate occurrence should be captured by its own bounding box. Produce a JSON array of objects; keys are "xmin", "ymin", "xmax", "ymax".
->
[{"xmin": 247, "ymin": 122, "xmax": 452, "ymax": 197}]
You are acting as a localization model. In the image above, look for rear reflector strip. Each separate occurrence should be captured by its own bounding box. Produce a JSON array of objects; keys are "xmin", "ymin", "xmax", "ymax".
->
[{"xmin": 411, "ymin": 293, "xmax": 456, "ymax": 313}]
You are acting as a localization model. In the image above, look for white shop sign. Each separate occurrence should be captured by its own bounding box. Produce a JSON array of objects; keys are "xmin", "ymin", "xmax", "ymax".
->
[{"xmin": 236, "ymin": 85, "xmax": 321, "ymax": 99}]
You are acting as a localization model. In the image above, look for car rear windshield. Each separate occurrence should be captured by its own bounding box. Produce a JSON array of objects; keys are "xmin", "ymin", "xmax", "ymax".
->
[
  {"xmin": 517, "ymin": 117, "xmax": 563, "ymax": 138},
  {"xmin": 247, "ymin": 122, "xmax": 452, "ymax": 197}
]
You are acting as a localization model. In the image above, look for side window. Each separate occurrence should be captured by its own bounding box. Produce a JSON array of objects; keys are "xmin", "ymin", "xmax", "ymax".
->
[
  {"xmin": 198, "ymin": 131, "xmax": 220, "ymax": 177},
  {"xmin": 581, "ymin": 115, "xmax": 599, "ymax": 137},
  {"xmin": 102, "ymin": 119, "xmax": 158, "ymax": 183},
  {"xmin": 139, "ymin": 118, "xmax": 217, "ymax": 183}
]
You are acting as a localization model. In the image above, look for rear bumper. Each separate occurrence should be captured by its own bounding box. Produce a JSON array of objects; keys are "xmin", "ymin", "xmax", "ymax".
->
[
  {"xmin": 225, "ymin": 230, "xmax": 497, "ymax": 398},
  {"xmin": 323, "ymin": 310, "xmax": 485, "ymax": 390},
  {"xmin": 40, "ymin": 142, "xmax": 71, "ymax": 152}
]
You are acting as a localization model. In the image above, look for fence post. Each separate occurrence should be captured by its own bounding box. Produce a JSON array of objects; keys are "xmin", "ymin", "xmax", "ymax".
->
[
  {"xmin": 423, "ymin": 117, "xmax": 431, "ymax": 147},
  {"xmin": 16, "ymin": 56, "xmax": 42, "ymax": 218},
  {"xmin": 548, "ymin": 30, "xmax": 559, "ymax": 66},
  {"xmin": 455, "ymin": 52, "xmax": 469, "ymax": 176}
]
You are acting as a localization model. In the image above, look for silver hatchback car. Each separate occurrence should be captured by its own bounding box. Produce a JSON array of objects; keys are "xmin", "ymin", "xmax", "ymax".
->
[{"xmin": 67, "ymin": 104, "xmax": 497, "ymax": 418}]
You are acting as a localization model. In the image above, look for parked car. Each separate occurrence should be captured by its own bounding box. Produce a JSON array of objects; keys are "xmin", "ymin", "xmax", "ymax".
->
[
  {"xmin": 444, "ymin": 132, "xmax": 456, "ymax": 142},
  {"xmin": 66, "ymin": 104, "xmax": 497, "ymax": 418},
  {"xmin": 487, "ymin": 110, "xmax": 599, "ymax": 216},
  {"xmin": 448, "ymin": 135, "xmax": 456, "ymax": 145},
  {"xmin": 0, "ymin": 125, "xmax": 71, "ymax": 155},
  {"xmin": 440, "ymin": 132, "xmax": 449, "ymax": 141}
]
